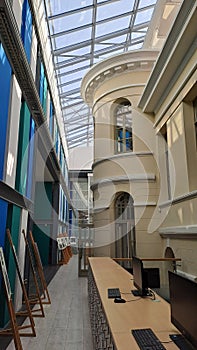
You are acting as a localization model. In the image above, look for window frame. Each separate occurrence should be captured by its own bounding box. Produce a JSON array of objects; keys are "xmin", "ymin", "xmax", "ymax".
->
[{"xmin": 114, "ymin": 102, "xmax": 132, "ymax": 154}]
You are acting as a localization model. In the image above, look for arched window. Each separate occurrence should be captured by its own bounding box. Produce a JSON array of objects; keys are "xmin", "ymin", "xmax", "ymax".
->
[
  {"xmin": 115, "ymin": 192, "xmax": 136, "ymax": 263},
  {"xmin": 115, "ymin": 101, "xmax": 132, "ymax": 153}
]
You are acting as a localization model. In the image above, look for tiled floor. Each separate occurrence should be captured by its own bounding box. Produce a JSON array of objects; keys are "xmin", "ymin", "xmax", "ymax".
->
[{"xmin": 5, "ymin": 255, "xmax": 94, "ymax": 350}]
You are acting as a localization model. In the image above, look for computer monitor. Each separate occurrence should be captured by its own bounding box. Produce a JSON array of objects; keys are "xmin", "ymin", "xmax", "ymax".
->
[
  {"xmin": 168, "ymin": 271, "xmax": 197, "ymax": 348},
  {"xmin": 132, "ymin": 256, "xmax": 149, "ymax": 297},
  {"xmin": 144, "ymin": 267, "xmax": 160, "ymax": 289}
]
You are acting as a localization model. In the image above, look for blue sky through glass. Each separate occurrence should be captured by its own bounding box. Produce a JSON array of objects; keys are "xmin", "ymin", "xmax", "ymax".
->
[{"xmin": 45, "ymin": 0, "xmax": 158, "ymax": 148}]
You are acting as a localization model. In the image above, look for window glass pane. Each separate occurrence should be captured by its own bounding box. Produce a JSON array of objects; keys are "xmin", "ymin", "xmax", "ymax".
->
[
  {"xmin": 115, "ymin": 102, "xmax": 132, "ymax": 153},
  {"xmin": 47, "ymin": 0, "xmax": 93, "ymax": 15},
  {"xmin": 139, "ymin": 0, "xmax": 156, "ymax": 8},
  {"xmin": 95, "ymin": 17, "xmax": 130, "ymax": 37},
  {"xmin": 134, "ymin": 8, "xmax": 154, "ymax": 25},
  {"xmin": 51, "ymin": 9, "xmax": 92, "ymax": 33},
  {"xmin": 97, "ymin": 0, "xmax": 134, "ymax": 21},
  {"xmin": 55, "ymin": 27, "xmax": 92, "ymax": 47}
]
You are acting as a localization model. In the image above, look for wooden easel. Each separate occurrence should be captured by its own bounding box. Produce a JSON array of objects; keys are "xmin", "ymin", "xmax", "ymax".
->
[
  {"xmin": 4, "ymin": 229, "xmax": 36, "ymax": 337},
  {"xmin": 29, "ymin": 231, "xmax": 51, "ymax": 304},
  {"xmin": 22, "ymin": 230, "xmax": 45, "ymax": 317},
  {"xmin": 57, "ymin": 234, "xmax": 72, "ymax": 265},
  {"xmin": 0, "ymin": 247, "xmax": 23, "ymax": 350}
]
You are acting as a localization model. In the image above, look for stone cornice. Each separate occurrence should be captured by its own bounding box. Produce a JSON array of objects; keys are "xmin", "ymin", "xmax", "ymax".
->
[
  {"xmin": 81, "ymin": 50, "xmax": 159, "ymax": 106},
  {"xmin": 92, "ymin": 151, "xmax": 153, "ymax": 169},
  {"xmin": 93, "ymin": 202, "xmax": 156, "ymax": 212},
  {"xmin": 159, "ymin": 225, "xmax": 197, "ymax": 239},
  {"xmin": 91, "ymin": 173, "xmax": 155, "ymax": 191}
]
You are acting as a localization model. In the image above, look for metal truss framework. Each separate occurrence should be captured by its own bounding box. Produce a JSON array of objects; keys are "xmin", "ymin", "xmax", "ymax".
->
[{"xmin": 43, "ymin": 0, "xmax": 157, "ymax": 149}]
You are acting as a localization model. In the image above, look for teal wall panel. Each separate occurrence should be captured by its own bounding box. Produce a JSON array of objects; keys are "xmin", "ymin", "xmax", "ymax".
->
[
  {"xmin": 32, "ymin": 224, "xmax": 51, "ymax": 266},
  {"xmin": 33, "ymin": 182, "xmax": 53, "ymax": 266},
  {"xmin": 0, "ymin": 200, "xmax": 8, "ymax": 327},
  {"xmin": 26, "ymin": 118, "xmax": 35, "ymax": 199},
  {"xmin": 34, "ymin": 182, "xmax": 52, "ymax": 220},
  {"xmin": 0, "ymin": 199, "xmax": 8, "ymax": 248}
]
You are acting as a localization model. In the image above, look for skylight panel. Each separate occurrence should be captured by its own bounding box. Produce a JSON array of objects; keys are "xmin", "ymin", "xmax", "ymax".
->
[
  {"xmin": 56, "ymin": 46, "xmax": 91, "ymax": 63},
  {"xmin": 45, "ymin": 0, "xmax": 159, "ymax": 149},
  {"xmin": 101, "ymin": 48, "xmax": 124, "ymax": 59},
  {"xmin": 96, "ymin": 0, "xmax": 133, "ymax": 21},
  {"xmin": 55, "ymin": 27, "xmax": 92, "ymax": 48},
  {"xmin": 61, "ymin": 81, "xmax": 81, "ymax": 94},
  {"xmin": 47, "ymin": 0, "xmax": 93, "ymax": 15},
  {"xmin": 60, "ymin": 71, "xmax": 85, "ymax": 85},
  {"xmin": 51, "ymin": 8, "xmax": 93, "ymax": 34},
  {"xmin": 125, "ymin": 42, "xmax": 143, "ymax": 51},
  {"xmin": 95, "ymin": 17, "xmax": 130, "ymax": 37},
  {"xmin": 134, "ymin": 7, "xmax": 154, "ymax": 26},
  {"xmin": 57, "ymin": 61, "xmax": 90, "ymax": 76},
  {"xmin": 139, "ymin": 0, "xmax": 157, "ymax": 8}
]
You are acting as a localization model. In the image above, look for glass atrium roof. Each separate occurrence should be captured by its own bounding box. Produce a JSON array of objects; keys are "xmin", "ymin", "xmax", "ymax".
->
[{"xmin": 44, "ymin": 0, "xmax": 157, "ymax": 149}]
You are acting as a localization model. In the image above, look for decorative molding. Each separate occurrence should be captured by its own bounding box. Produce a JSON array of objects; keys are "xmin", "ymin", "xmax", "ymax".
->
[
  {"xmin": 81, "ymin": 50, "xmax": 159, "ymax": 105},
  {"xmin": 93, "ymin": 151, "xmax": 153, "ymax": 169},
  {"xmin": 91, "ymin": 173, "xmax": 155, "ymax": 190},
  {"xmin": 93, "ymin": 202, "xmax": 156, "ymax": 212},
  {"xmin": 159, "ymin": 225, "xmax": 197, "ymax": 239},
  {"xmin": 134, "ymin": 202, "xmax": 156, "ymax": 207},
  {"xmin": 159, "ymin": 190, "xmax": 197, "ymax": 208},
  {"xmin": 93, "ymin": 206, "xmax": 110, "ymax": 213},
  {"xmin": 92, "ymin": 84, "xmax": 145, "ymax": 112}
]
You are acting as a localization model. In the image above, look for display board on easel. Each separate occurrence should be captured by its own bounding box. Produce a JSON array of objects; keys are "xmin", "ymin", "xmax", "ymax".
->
[
  {"xmin": 0, "ymin": 247, "xmax": 12, "ymax": 299},
  {"xmin": 5, "ymin": 229, "xmax": 36, "ymax": 337},
  {"xmin": 22, "ymin": 230, "xmax": 45, "ymax": 317},
  {"xmin": 0, "ymin": 247, "xmax": 23, "ymax": 350},
  {"xmin": 29, "ymin": 231, "xmax": 51, "ymax": 304}
]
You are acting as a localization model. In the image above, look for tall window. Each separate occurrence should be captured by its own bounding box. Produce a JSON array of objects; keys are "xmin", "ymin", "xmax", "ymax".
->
[
  {"xmin": 161, "ymin": 125, "xmax": 171, "ymax": 200},
  {"xmin": 193, "ymin": 97, "xmax": 197, "ymax": 147},
  {"xmin": 115, "ymin": 101, "xmax": 132, "ymax": 153},
  {"xmin": 115, "ymin": 192, "xmax": 136, "ymax": 263}
]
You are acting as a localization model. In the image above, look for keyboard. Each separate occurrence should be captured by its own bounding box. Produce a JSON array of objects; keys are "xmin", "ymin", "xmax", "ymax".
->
[
  {"xmin": 131, "ymin": 328, "xmax": 166, "ymax": 350},
  {"xmin": 107, "ymin": 288, "xmax": 121, "ymax": 299},
  {"xmin": 169, "ymin": 334, "xmax": 195, "ymax": 350}
]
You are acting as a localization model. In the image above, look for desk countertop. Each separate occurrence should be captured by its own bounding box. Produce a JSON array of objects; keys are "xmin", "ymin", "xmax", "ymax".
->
[{"xmin": 88, "ymin": 257, "xmax": 180, "ymax": 350}]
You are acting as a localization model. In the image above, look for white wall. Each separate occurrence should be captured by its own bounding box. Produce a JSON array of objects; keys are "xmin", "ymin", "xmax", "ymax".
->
[
  {"xmin": 4, "ymin": 76, "xmax": 21, "ymax": 187},
  {"xmin": 68, "ymin": 146, "xmax": 93, "ymax": 170}
]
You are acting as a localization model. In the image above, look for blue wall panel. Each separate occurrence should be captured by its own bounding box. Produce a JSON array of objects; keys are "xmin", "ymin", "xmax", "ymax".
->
[
  {"xmin": 43, "ymin": 76, "xmax": 48, "ymax": 115},
  {"xmin": 0, "ymin": 199, "xmax": 8, "ymax": 248},
  {"xmin": 0, "ymin": 44, "xmax": 12, "ymax": 180},
  {"xmin": 49, "ymin": 101, "xmax": 54, "ymax": 137},
  {"xmin": 39, "ymin": 63, "xmax": 44, "ymax": 103},
  {"xmin": 21, "ymin": 0, "xmax": 32, "ymax": 62}
]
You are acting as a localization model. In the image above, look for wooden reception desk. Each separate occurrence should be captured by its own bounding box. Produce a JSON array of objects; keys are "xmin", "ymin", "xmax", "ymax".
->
[{"xmin": 88, "ymin": 257, "xmax": 180, "ymax": 350}]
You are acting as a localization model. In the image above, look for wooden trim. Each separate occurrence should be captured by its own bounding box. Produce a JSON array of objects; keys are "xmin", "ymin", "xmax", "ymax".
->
[{"xmin": 113, "ymin": 257, "xmax": 181, "ymax": 262}]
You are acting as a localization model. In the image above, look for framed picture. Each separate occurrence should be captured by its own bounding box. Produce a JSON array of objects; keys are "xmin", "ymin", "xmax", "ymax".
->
[{"xmin": 0, "ymin": 247, "xmax": 12, "ymax": 300}]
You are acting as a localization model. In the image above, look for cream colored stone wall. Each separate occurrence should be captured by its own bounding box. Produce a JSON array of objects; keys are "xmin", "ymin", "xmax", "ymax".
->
[
  {"xmin": 82, "ymin": 51, "xmax": 161, "ymax": 258},
  {"xmin": 140, "ymin": 1, "xmax": 197, "ymax": 278}
]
